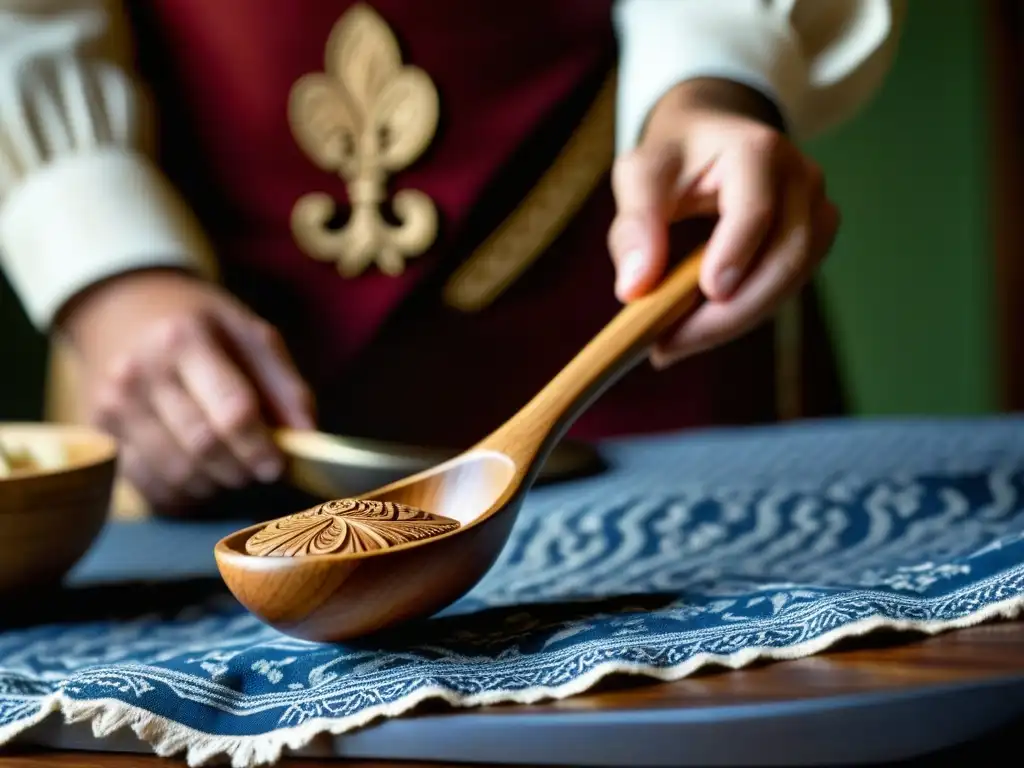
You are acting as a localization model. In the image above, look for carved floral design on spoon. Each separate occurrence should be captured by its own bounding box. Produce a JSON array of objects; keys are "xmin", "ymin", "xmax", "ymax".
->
[{"xmin": 245, "ymin": 499, "xmax": 460, "ymax": 557}]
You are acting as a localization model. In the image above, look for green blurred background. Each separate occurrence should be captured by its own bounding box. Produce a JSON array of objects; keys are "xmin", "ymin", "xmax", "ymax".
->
[
  {"xmin": 808, "ymin": 0, "xmax": 997, "ymax": 417},
  {"xmin": 0, "ymin": 2, "xmax": 1001, "ymax": 421}
]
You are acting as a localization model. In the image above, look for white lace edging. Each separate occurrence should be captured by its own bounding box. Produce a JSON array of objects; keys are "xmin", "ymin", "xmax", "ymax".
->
[{"xmin": 2, "ymin": 595, "xmax": 1023, "ymax": 768}]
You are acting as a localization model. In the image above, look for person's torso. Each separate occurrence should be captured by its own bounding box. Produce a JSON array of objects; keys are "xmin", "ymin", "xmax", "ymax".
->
[{"xmin": 126, "ymin": 1, "xmax": 784, "ymax": 446}]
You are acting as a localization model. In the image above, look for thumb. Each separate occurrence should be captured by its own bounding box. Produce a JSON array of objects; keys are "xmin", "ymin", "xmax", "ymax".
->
[
  {"xmin": 608, "ymin": 143, "xmax": 681, "ymax": 302},
  {"xmin": 215, "ymin": 305, "xmax": 317, "ymax": 430}
]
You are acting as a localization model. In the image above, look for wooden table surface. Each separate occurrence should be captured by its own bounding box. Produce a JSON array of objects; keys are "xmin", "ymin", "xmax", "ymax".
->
[{"xmin": 2, "ymin": 618, "xmax": 1023, "ymax": 767}]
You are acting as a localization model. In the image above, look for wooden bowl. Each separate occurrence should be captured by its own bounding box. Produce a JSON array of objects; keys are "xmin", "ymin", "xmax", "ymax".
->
[{"xmin": 0, "ymin": 423, "xmax": 118, "ymax": 595}]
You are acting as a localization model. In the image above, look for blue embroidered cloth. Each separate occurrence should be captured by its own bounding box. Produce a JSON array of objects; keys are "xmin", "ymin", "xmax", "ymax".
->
[{"xmin": 3, "ymin": 417, "xmax": 1024, "ymax": 767}]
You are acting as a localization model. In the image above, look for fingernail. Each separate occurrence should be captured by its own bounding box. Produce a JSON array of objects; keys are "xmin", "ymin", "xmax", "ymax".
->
[
  {"xmin": 256, "ymin": 457, "xmax": 283, "ymax": 483},
  {"xmin": 616, "ymin": 249, "xmax": 646, "ymax": 300},
  {"xmin": 650, "ymin": 351, "xmax": 680, "ymax": 371},
  {"xmin": 716, "ymin": 266, "xmax": 741, "ymax": 297}
]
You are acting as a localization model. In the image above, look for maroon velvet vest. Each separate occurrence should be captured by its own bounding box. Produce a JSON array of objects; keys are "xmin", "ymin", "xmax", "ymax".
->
[{"xmin": 126, "ymin": 0, "xmax": 794, "ymax": 448}]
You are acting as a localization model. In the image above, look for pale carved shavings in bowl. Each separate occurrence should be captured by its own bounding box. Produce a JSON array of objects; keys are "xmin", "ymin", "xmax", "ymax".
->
[
  {"xmin": 245, "ymin": 499, "xmax": 460, "ymax": 557},
  {"xmin": 0, "ymin": 437, "xmax": 67, "ymax": 478}
]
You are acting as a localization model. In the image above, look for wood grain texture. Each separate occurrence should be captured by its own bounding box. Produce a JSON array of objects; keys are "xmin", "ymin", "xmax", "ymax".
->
[
  {"xmin": 3, "ymin": 621, "xmax": 1024, "ymax": 767},
  {"xmin": 0, "ymin": 424, "xmax": 117, "ymax": 596},
  {"xmin": 215, "ymin": 249, "xmax": 706, "ymax": 642},
  {"xmin": 245, "ymin": 499, "xmax": 459, "ymax": 556}
]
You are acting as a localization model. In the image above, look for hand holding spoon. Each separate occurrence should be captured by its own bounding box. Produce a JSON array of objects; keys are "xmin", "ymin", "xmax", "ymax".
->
[{"xmin": 214, "ymin": 247, "xmax": 705, "ymax": 641}]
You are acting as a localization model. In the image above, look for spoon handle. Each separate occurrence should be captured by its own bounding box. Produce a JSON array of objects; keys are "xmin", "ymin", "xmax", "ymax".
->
[{"xmin": 481, "ymin": 247, "xmax": 704, "ymax": 463}]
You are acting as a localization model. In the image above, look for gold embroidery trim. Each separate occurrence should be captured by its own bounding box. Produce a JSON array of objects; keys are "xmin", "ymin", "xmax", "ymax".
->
[
  {"xmin": 443, "ymin": 72, "xmax": 617, "ymax": 312},
  {"xmin": 289, "ymin": 3, "xmax": 440, "ymax": 278}
]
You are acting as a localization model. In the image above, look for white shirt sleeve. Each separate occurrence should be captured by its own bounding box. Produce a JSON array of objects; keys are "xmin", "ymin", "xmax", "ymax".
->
[
  {"xmin": 613, "ymin": 0, "xmax": 908, "ymax": 153},
  {"xmin": 0, "ymin": 0, "xmax": 216, "ymax": 331}
]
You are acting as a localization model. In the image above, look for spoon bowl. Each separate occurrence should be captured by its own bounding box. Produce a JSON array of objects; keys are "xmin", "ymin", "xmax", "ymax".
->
[
  {"xmin": 216, "ymin": 449, "xmax": 520, "ymax": 639},
  {"xmin": 215, "ymin": 248, "xmax": 706, "ymax": 641}
]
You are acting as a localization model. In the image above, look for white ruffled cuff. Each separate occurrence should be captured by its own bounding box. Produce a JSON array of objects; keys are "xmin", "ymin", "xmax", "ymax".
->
[{"xmin": 0, "ymin": 148, "xmax": 215, "ymax": 330}]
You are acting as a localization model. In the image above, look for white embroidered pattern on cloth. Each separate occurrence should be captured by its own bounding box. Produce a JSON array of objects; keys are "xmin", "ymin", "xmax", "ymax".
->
[{"xmin": 1, "ymin": 418, "xmax": 1024, "ymax": 767}]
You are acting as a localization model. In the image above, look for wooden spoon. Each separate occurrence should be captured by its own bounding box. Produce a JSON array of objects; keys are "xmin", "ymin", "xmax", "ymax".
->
[{"xmin": 214, "ymin": 249, "xmax": 704, "ymax": 641}]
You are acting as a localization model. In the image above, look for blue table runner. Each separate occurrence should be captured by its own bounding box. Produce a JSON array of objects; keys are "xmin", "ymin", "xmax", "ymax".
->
[{"xmin": 2, "ymin": 417, "xmax": 1024, "ymax": 767}]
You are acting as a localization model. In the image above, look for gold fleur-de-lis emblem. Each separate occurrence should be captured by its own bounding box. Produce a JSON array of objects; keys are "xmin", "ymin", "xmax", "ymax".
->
[{"xmin": 288, "ymin": 4, "xmax": 440, "ymax": 277}]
